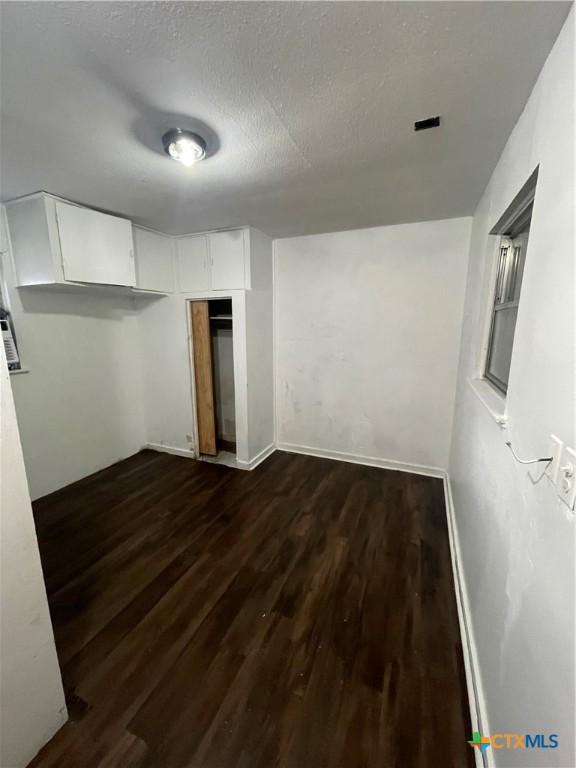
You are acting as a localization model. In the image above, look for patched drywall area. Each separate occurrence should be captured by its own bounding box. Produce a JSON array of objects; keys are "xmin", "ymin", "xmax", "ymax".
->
[
  {"xmin": 0, "ymin": 343, "xmax": 67, "ymax": 768},
  {"xmin": 274, "ymin": 217, "xmax": 472, "ymax": 470},
  {"xmin": 449, "ymin": 9, "xmax": 574, "ymax": 767}
]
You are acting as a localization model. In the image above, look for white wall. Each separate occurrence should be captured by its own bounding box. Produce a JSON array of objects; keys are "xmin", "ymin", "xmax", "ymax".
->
[
  {"xmin": 1, "ymin": 206, "xmax": 146, "ymax": 500},
  {"xmin": 1, "ymin": 250, "xmax": 146, "ymax": 501},
  {"xmin": 0, "ymin": 341, "xmax": 67, "ymax": 767},
  {"xmin": 2, "ymin": 217, "xmax": 274, "ymax": 492},
  {"xmin": 137, "ymin": 291, "xmax": 197, "ymax": 456},
  {"xmin": 449, "ymin": 10, "xmax": 574, "ymax": 767},
  {"xmin": 274, "ymin": 217, "xmax": 472, "ymax": 471},
  {"xmin": 137, "ymin": 289, "xmax": 252, "ymax": 461},
  {"xmin": 138, "ymin": 229, "xmax": 274, "ymax": 466},
  {"xmin": 245, "ymin": 228, "xmax": 274, "ymax": 459}
]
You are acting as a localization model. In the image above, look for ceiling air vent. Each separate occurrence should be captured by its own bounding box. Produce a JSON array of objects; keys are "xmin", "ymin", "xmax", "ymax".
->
[{"xmin": 414, "ymin": 116, "xmax": 441, "ymax": 131}]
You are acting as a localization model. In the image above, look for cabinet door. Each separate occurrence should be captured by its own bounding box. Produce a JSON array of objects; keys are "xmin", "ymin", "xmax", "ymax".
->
[
  {"xmin": 134, "ymin": 227, "xmax": 174, "ymax": 292},
  {"xmin": 176, "ymin": 235, "xmax": 210, "ymax": 292},
  {"xmin": 209, "ymin": 230, "xmax": 245, "ymax": 289},
  {"xmin": 55, "ymin": 201, "xmax": 135, "ymax": 286}
]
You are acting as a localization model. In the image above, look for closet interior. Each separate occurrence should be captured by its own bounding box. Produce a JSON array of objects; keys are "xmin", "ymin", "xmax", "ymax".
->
[{"xmin": 190, "ymin": 297, "xmax": 236, "ymax": 459}]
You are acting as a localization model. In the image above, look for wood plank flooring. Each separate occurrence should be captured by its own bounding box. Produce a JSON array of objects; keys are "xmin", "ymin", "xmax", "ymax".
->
[{"xmin": 29, "ymin": 450, "xmax": 473, "ymax": 768}]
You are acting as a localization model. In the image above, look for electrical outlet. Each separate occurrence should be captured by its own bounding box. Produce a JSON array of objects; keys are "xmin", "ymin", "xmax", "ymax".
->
[
  {"xmin": 557, "ymin": 445, "xmax": 576, "ymax": 511},
  {"xmin": 545, "ymin": 435, "xmax": 563, "ymax": 482}
]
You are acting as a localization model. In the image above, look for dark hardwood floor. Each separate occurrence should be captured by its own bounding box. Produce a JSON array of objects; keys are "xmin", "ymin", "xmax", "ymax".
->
[{"xmin": 29, "ymin": 450, "xmax": 473, "ymax": 768}]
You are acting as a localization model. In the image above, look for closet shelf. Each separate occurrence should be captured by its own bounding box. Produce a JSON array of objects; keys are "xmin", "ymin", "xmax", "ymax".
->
[{"xmin": 209, "ymin": 315, "xmax": 233, "ymax": 320}]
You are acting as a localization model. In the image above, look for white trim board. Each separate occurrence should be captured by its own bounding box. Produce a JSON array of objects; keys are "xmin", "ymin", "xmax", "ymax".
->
[
  {"xmin": 144, "ymin": 442, "xmax": 276, "ymax": 472},
  {"xmin": 144, "ymin": 442, "xmax": 196, "ymax": 460},
  {"xmin": 236, "ymin": 443, "xmax": 276, "ymax": 471},
  {"xmin": 201, "ymin": 444, "xmax": 276, "ymax": 471},
  {"xmin": 443, "ymin": 474, "xmax": 491, "ymax": 768},
  {"xmin": 276, "ymin": 441, "xmax": 445, "ymax": 478}
]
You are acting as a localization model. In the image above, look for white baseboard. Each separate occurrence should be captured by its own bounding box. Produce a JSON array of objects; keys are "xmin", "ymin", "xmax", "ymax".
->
[
  {"xmin": 237, "ymin": 443, "xmax": 276, "ymax": 471},
  {"xmin": 144, "ymin": 442, "xmax": 196, "ymax": 459},
  {"xmin": 145, "ymin": 441, "xmax": 276, "ymax": 472},
  {"xmin": 443, "ymin": 474, "xmax": 491, "ymax": 768},
  {"xmin": 276, "ymin": 441, "xmax": 445, "ymax": 478}
]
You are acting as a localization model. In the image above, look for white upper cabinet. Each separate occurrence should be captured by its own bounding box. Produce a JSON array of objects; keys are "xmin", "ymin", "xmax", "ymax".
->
[
  {"xmin": 6, "ymin": 194, "xmax": 268, "ymax": 296},
  {"xmin": 6, "ymin": 193, "xmax": 136, "ymax": 288},
  {"xmin": 55, "ymin": 201, "xmax": 135, "ymax": 286},
  {"xmin": 176, "ymin": 235, "xmax": 211, "ymax": 292},
  {"xmin": 133, "ymin": 226, "xmax": 174, "ymax": 293},
  {"xmin": 209, "ymin": 229, "xmax": 246, "ymax": 290},
  {"xmin": 175, "ymin": 228, "xmax": 251, "ymax": 292}
]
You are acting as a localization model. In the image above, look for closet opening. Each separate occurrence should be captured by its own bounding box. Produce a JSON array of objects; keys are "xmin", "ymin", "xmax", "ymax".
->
[{"xmin": 190, "ymin": 297, "xmax": 236, "ymax": 459}]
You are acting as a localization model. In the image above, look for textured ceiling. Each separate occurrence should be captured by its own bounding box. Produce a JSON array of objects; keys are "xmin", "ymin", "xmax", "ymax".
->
[{"xmin": 0, "ymin": 1, "xmax": 570, "ymax": 237}]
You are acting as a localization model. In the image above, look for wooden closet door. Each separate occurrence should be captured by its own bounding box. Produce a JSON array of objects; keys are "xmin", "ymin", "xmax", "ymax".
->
[{"xmin": 190, "ymin": 301, "xmax": 217, "ymax": 455}]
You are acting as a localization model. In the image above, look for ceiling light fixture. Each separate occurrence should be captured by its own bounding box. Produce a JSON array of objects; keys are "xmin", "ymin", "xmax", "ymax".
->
[{"xmin": 162, "ymin": 129, "xmax": 207, "ymax": 166}]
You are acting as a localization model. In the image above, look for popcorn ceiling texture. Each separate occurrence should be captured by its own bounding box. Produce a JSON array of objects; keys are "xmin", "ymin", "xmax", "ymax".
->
[{"xmin": 0, "ymin": 1, "xmax": 570, "ymax": 237}]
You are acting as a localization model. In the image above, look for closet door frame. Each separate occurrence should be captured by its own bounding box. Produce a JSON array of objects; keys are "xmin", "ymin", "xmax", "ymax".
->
[{"xmin": 186, "ymin": 291, "xmax": 249, "ymax": 464}]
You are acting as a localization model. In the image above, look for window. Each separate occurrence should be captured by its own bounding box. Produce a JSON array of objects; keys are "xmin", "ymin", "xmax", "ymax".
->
[{"xmin": 485, "ymin": 170, "xmax": 537, "ymax": 394}]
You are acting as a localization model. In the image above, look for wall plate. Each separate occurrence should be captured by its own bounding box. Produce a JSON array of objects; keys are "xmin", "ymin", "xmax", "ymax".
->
[
  {"xmin": 557, "ymin": 445, "xmax": 576, "ymax": 511},
  {"xmin": 545, "ymin": 435, "xmax": 563, "ymax": 483}
]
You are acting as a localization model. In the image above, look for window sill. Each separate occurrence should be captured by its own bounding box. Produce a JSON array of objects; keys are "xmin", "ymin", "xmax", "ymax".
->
[{"xmin": 468, "ymin": 378, "xmax": 507, "ymax": 428}]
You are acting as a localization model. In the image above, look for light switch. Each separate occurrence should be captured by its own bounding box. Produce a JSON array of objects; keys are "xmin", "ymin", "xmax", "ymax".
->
[
  {"xmin": 557, "ymin": 445, "xmax": 576, "ymax": 511},
  {"xmin": 545, "ymin": 435, "xmax": 563, "ymax": 483}
]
